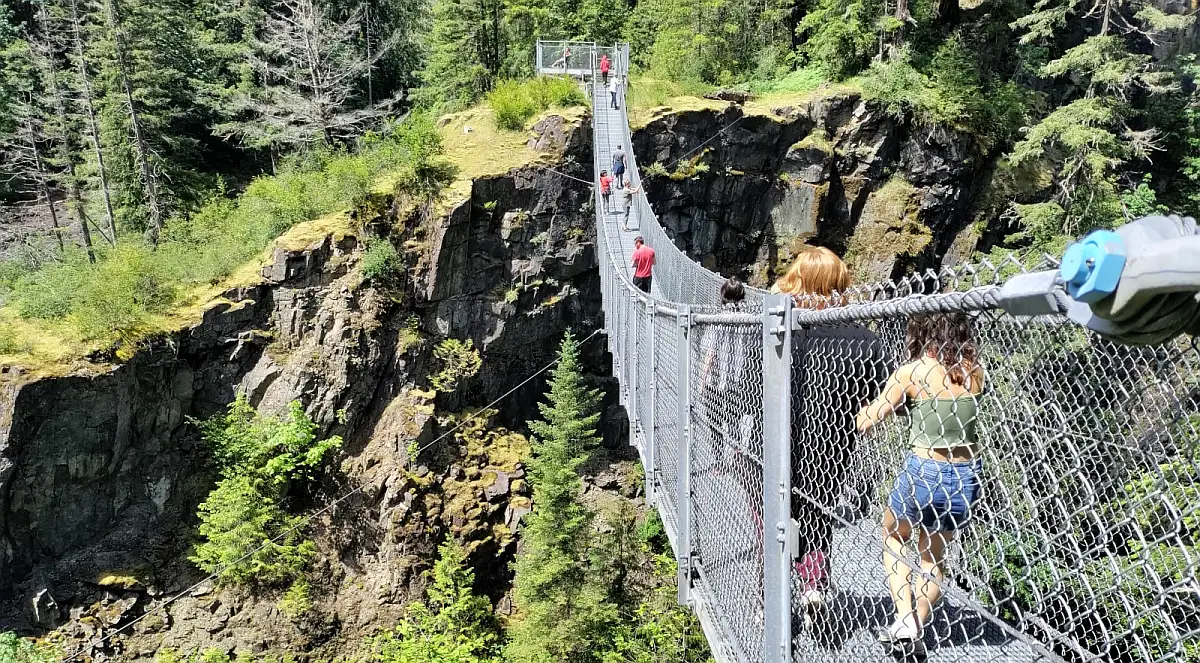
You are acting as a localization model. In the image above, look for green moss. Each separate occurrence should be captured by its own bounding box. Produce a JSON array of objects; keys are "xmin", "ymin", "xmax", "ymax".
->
[
  {"xmin": 846, "ymin": 176, "xmax": 932, "ymax": 273},
  {"xmin": 794, "ymin": 130, "xmax": 835, "ymax": 155}
]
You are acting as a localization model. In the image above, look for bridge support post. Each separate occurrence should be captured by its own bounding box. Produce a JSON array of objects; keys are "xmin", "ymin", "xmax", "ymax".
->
[
  {"xmin": 676, "ymin": 304, "xmax": 693, "ymax": 606},
  {"xmin": 645, "ymin": 300, "xmax": 657, "ymax": 507},
  {"xmin": 630, "ymin": 295, "xmax": 639, "ymax": 443},
  {"xmin": 761, "ymin": 294, "xmax": 794, "ymax": 663}
]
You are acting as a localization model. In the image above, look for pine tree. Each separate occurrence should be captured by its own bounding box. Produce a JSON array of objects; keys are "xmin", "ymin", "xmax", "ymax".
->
[
  {"xmin": 90, "ymin": 0, "xmax": 209, "ymax": 241},
  {"xmin": 0, "ymin": 37, "xmax": 68, "ymax": 253},
  {"xmin": 1008, "ymin": 0, "xmax": 1194, "ymax": 245},
  {"xmin": 215, "ymin": 0, "xmax": 397, "ymax": 151},
  {"xmin": 416, "ymin": 0, "xmax": 506, "ymax": 109},
  {"xmin": 62, "ymin": 0, "xmax": 117, "ymax": 245},
  {"xmin": 375, "ymin": 541, "xmax": 501, "ymax": 663},
  {"xmin": 506, "ymin": 330, "xmax": 617, "ymax": 663}
]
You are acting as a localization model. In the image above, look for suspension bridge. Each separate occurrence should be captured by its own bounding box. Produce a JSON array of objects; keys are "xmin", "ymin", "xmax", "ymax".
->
[{"xmin": 536, "ymin": 41, "xmax": 1200, "ymax": 663}]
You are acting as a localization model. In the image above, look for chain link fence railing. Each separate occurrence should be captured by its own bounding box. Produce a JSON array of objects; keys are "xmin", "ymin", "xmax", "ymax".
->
[{"xmin": 565, "ymin": 40, "xmax": 1200, "ymax": 663}]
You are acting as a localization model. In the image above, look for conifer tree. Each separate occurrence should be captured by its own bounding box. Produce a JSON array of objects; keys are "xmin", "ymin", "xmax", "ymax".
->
[
  {"xmin": 216, "ymin": 0, "xmax": 397, "ymax": 151},
  {"xmin": 506, "ymin": 330, "xmax": 617, "ymax": 663},
  {"xmin": 91, "ymin": 0, "xmax": 209, "ymax": 241},
  {"xmin": 62, "ymin": 0, "xmax": 117, "ymax": 245},
  {"xmin": 375, "ymin": 541, "xmax": 501, "ymax": 663},
  {"xmin": 1008, "ymin": 0, "xmax": 1194, "ymax": 244},
  {"xmin": 416, "ymin": 0, "xmax": 506, "ymax": 109}
]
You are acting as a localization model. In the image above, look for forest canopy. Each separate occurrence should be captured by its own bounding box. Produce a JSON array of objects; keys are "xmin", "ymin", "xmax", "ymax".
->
[{"xmin": 0, "ymin": 0, "xmax": 1196, "ymax": 350}]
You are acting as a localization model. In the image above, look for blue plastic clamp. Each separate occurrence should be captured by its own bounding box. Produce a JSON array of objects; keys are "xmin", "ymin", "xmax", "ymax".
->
[{"xmin": 1059, "ymin": 229, "xmax": 1127, "ymax": 304}]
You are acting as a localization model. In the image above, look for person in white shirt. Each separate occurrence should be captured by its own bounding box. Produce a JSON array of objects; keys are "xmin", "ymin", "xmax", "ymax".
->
[{"xmin": 607, "ymin": 77, "xmax": 619, "ymax": 110}]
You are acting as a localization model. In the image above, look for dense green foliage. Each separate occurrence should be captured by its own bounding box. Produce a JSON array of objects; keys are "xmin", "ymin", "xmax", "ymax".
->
[
  {"xmin": 0, "ymin": 633, "xmax": 59, "ymax": 663},
  {"xmin": 191, "ymin": 394, "xmax": 342, "ymax": 586},
  {"xmin": 1, "ymin": 0, "xmax": 1195, "ymax": 356},
  {"xmin": 373, "ymin": 541, "xmax": 502, "ymax": 663},
  {"xmin": 506, "ymin": 332, "xmax": 712, "ymax": 663},
  {"xmin": 488, "ymin": 76, "xmax": 586, "ymax": 130},
  {"xmin": 0, "ymin": 113, "xmax": 441, "ymax": 347}
]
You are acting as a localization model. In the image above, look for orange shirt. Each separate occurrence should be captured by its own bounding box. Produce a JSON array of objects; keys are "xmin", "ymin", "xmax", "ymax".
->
[{"xmin": 600, "ymin": 174, "xmax": 614, "ymax": 194}]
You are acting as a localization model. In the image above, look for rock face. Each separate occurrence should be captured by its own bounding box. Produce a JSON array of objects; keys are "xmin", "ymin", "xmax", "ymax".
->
[
  {"xmin": 0, "ymin": 112, "xmax": 605, "ymax": 657},
  {"xmin": 632, "ymin": 91, "xmax": 986, "ymax": 285}
]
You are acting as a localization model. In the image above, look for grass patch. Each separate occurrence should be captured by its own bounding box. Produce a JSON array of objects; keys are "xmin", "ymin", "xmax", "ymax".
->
[
  {"xmin": 436, "ymin": 104, "xmax": 588, "ymax": 209},
  {"xmin": 627, "ymin": 75, "xmax": 715, "ymax": 110},
  {"xmin": 0, "ymin": 115, "xmax": 443, "ymax": 369},
  {"xmin": 750, "ymin": 67, "xmax": 826, "ymax": 95},
  {"xmin": 488, "ymin": 77, "xmax": 587, "ymax": 131}
]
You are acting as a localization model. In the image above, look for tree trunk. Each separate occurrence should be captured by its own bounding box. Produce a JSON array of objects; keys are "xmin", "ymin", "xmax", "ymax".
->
[
  {"xmin": 106, "ymin": 0, "xmax": 164, "ymax": 246},
  {"xmin": 70, "ymin": 0, "xmax": 117, "ymax": 245},
  {"xmin": 27, "ymin": 127, "xmax": 66, "ymax": 254},
  {"xmin": 38, "ymin": 1, "xmax": 98, "ymax": 262}
]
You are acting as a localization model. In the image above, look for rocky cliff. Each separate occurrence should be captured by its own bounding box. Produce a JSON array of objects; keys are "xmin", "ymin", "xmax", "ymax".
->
[
  {"xmin": 0, "ymin": 111, "xmax": 610, "ymax": 659},
  {"xmin": 632, "ymin": 90, "xmax": 985, "ymax": 286},
  {"xmin": 0, "ymin": 91, "xmax": 1001, "ymax": 659}
]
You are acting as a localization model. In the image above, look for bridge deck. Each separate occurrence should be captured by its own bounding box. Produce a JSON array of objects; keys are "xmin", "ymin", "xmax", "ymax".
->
[
  {"xmin": 588, "ymin": 66, "xmax": 1049, "ymax": 663},
  {"xmin": 592, "ymin": 77, "xmax": 656, "ymax": 293}
]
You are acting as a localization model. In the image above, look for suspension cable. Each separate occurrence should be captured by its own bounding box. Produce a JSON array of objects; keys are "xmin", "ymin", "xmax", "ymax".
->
[
  {"xmin": 666, "ymin": 115, "xmax": 745, "ymax": 171},
  {"xmin": 63, "ymin": 327, "xmax": 603, "ymax": 661}
]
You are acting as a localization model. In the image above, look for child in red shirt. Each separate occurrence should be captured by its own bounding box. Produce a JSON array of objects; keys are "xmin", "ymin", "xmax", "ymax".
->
[{"xmin": 599, "ymin": 170, "xmax": 614, "ymax": 213}]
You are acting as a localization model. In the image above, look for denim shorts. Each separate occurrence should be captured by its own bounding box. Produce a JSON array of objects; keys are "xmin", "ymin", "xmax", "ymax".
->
[{"xmin": 887, "ymin": 453, "xmax": 982, "ymax": 531}]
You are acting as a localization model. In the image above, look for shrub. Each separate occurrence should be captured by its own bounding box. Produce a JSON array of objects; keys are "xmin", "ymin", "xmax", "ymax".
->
[
  {"xmin": 430, "ymin": 338, "xmax": 482, "ymax": 392},
  {"xmin": 70, "ymin": 244, "xmax": 175, "ymax": 343},
  {"xmin": 278, "ymin": 578, "xmax": 312, "ymax": 619},
  {"xmin": 489, "ymin": 80, "xmax": 540, "ymax": 131},
  {"xmin": 191, "ymin": 395, "xmax": 341, "ymax": 585},
  {"xmin": 361, "ymin": 239, "xmax": 402, "ymax": 281},
  {"xmin": 0, "ymin": 633, "xmax": 58, "ymax": 663},
  {"xmin": 860, "ymin": 41, "xmax": 1029, "ymax": 149},
  {"xmin": 0, "ymin": 322, "xmax": 29, "ymax": 355},
  {"xmin": 488, "ymin": 77, "xmax": 586, "ymax": 131}
]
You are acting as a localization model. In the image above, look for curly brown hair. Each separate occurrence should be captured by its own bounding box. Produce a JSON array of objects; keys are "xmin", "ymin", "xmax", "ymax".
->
[{"xmin": 906, "ymin": 312, "xmax": 979, "ymax": 387}]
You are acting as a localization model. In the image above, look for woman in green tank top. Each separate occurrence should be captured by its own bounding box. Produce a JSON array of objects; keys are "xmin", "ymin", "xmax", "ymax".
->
[{"xmin": 855, "ymin": 313, "xmax": 985, "ymax": 659}]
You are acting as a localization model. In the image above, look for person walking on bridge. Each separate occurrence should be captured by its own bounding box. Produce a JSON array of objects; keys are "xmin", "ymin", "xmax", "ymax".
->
[
  {"xmin": 631, "ymin": 236, "xmax": 655, "ymax": 293},
  {"xmin": 612, "ymin": 146, "xmax": 626, "ymax": 183},
  {"xmin": 620, "ymin": 179, "xmax": 641, "ymax": 231},
  {"xmin": 857, "ymin": 312, "xmax": 985, "ymax": 659},
  {"xmin": 600, "ymin": 53, "xmax": 611, "ymax": 85},
  {"xmin": 607, "ymin": 75, "xmax": 620, "ymax": 109},
  {"xmin": 599, "ymin": 170, "xmax": 614, "ymax": 213},
  {"xmin": 774, "ymin": 247, "xmax": 889, "ymax": 637}
]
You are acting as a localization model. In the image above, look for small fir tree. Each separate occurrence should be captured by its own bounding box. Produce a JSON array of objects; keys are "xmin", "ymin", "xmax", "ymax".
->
[
  {"xmin": 506, "ymin": 330, "xmax": 618, "ymax": 663},
  {"xmin": 374, "ymin": 540, "xmax": 501, "ymax": 663}
]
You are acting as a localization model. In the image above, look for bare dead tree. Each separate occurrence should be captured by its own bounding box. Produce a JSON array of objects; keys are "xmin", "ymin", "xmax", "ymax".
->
[
  {"xmin": 65, "ymin": 0, "xmax": 117, "ymax": 245},
  {"xmin": 103, "ymin": 0, "xmax": 164, "ymax": 246},
  {"xmin": 32, "ymin": 0, "xmax": 97, "ymax": 262},
  {"xmin": 215, "ymin": 0, "xmax": 399, "ymax": 151},
  {"xmin": 1, "ymin": 42, "xmax": 67, "ymax": 255}
]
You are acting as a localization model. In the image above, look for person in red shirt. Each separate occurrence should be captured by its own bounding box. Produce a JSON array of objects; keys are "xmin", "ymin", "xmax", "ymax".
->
[
  {"xmin": 599, "ymin": 170, "xmax": 614, "ymax": 213},
  {"xmin": 631, "ymin": 236, "xmax": 655, "ymax": 293},
  {"xmin": 599, "ymin": 53, "xmax": 611, "ymax": 85}
]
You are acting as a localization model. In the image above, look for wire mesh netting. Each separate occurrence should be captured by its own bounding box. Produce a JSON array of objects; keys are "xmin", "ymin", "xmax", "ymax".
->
[
  {"xmin": 691, "ymin": 312, "xmax": 767, "ymax": 662},
  {"xmin": 571, "ymin": 38, "xmax": 1200, "ymax": 663},
  {"xmin": 535, "ymin": 40, "xmax": 595, "ymax": 74},
  {"xmin": 788, "ymin": 277, "xmax": 1200, "ymax": 663}
]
